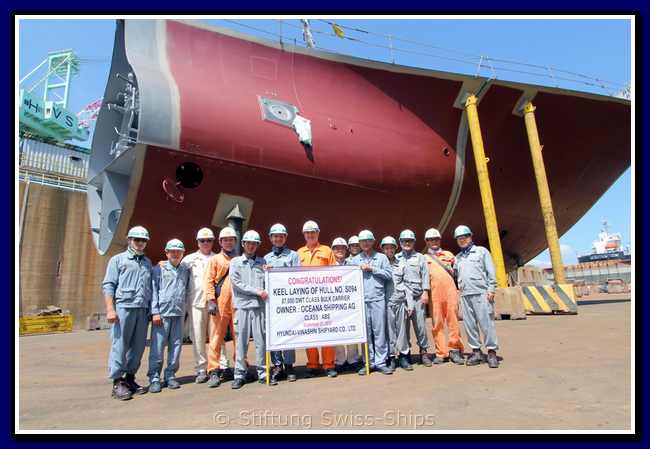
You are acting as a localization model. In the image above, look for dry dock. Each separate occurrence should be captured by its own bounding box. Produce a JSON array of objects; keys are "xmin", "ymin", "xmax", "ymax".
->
[{"xmin": 16, "ymin": 292, "xmax": 633, "ymax": 433}]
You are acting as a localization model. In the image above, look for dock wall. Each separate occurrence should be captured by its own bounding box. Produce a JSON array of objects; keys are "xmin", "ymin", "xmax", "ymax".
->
[{"xmin": 18, "ymin": 180, "xmax": 111, "ymax": 329}]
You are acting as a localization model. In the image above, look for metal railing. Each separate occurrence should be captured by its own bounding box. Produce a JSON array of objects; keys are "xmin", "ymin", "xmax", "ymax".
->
[
  {"xmin": 18, "ymin": 168, "xmax": 87, "ymax": 193},
  {"xmin": 19, "ymin": 153, "xmax": 88, "ymax": 179},
  {"xmin": 215, "ymin": 18, "xmax": 631, "ymax": 99}
]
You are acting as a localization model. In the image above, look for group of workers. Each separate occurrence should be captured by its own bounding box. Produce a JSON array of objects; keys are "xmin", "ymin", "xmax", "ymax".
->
[{"xmin": 103, "ymin": 221, "xmax": 500, "ymax": 401}]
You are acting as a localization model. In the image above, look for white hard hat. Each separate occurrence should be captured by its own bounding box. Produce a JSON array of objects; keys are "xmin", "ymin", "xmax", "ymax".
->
[
  {"xmin": 219, "ymin": 227, "xmax": 238, "ymax": 240},
  {"xmin": 242, "ymin": 230, "xmax": 261, "ymax": 243},
  {"xmin": 196, "ymin": 228, "xmax": 215, "ymax": 239},
  {"xmin": 165, "ymin": 239, "xmax": 185, "ymax": 251},
  {"xmin": 399, "ymin": 230, "xmax": 416, "ymax": 240},
  {"xmin": 380, "ymin": 236, "xmax": 398, "ymax": 248},
  {"xmin": 302, "ymin": 220, "xmax": 320, "ymax": 232},
  {"xmin": 127, "ymin": 226, "xmax": 149, "ymax": 240},
  {"xmin": 269, "ymin": 223, "xmax": 288, "ymax": 235},
  {"xmin": 454, "ymin": 225, "xmax": 473, "ymax": 238},
  {"xmin": 331, "ymin": 237, "xmax": 348, "ymax": 248},
  {"xmin": 348, "ymin": 236, "xmax": 360, "ymax": 245},
  {"xmin": 358, "ymin": 230, "xmax": 375, "ymax": 241},
  {"xmin": 425, "ymin": 228, "xmax": 441, "ymax": 239}
]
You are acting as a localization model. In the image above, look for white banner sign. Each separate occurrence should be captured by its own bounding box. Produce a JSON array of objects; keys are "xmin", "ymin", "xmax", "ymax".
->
[{"xmin": 265, "ymin": 265, "xmax": 367, "ymax": 351}]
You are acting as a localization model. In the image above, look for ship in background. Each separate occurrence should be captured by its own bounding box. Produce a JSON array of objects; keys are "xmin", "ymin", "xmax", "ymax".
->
[
  {"xmin": 544, "ymin": 220, "xmax": 631, "ymax": 286},
  {"xmin": 87, "ymin": 19, "xmax": 631, "ymax": 267},
  {"xmin": 577, "ymin": 220, "xmax": 631, "ymax": 264}
]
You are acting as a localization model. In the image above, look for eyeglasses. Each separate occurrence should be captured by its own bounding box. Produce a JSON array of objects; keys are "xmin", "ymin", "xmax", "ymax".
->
[
  {"xmin": 456, "ymin": 235, "xmax": 471, "ymax": 241},
  {"xmin": 401, "ymin": 239, "xmax": 415, "ymax": 244},
  {"xmin": 198, "ymin": 239, "xmax": 214, "ymax": 243},
  {"xmin": 425, "ymin": 238, "xmax": 441, "ymax": 242},
  {"xmin": 132, "ymin": 238, "xmax": 148, "ymax": 243}
]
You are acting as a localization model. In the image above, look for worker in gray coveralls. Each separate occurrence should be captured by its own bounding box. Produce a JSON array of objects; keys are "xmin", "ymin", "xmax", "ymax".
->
[
  {"xmin": 229, "ymin": 230, "xmax": 269, "ymax": 389},
  {"xmin": 102, "ymin": 226, "xmax": 152, "ymax": 400},
  {"xmin": 452, "ymin": 225, "xmax": 499, "ymax": 368},
  {"xmin": 396, "ymin": 229, "xmax": 433, "ymax": 367}
]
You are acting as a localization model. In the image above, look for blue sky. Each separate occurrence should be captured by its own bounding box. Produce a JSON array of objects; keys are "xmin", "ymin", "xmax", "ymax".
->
[{"xmin": 16, "ymin": 15, "xmax": 634, "ymax": 267}]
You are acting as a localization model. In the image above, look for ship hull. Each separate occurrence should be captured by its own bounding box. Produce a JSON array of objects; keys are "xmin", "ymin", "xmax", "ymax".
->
[
  {"xmin": 577, "ymin": 252, "xmax": 631, "ymax": 264},
  {"xmin": 88, "ymin": 19, "xmax": 631, "ymax": 266}
]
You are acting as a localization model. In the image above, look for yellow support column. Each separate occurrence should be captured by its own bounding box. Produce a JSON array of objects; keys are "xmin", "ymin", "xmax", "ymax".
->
[
  {"xmin": 522, "ymin": 102, "xmax": 566, "ymax": 285},
  {"xmin": 464, "ymin": 94, "xmax": 508, "ymax": 288}
]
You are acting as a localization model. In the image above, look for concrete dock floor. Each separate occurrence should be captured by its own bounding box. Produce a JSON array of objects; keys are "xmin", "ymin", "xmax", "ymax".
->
[{"xmin": 16, "ymin": 292, "xmax": 633, "ymax": 433}]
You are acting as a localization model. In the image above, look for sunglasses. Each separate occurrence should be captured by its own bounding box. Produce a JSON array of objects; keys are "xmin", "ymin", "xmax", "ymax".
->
[
  {"xmin": 198, "ymin": 239, "xmax": 214, "ymax": 243},
  {"xmin": 132, "ymin": 238, "xmax": 148, "ymax": 243},
  {"xmin": 456, "ymin": 235, "xmax": 471, "ymax": 241},
  {"xmin": 401, "ymin": 239, "xmax": 415, "ymax": 244}
]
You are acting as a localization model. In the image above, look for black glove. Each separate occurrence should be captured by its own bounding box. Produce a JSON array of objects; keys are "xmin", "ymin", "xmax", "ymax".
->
[{"xmin": 207, "ymin": 300, "xmax": 218, "ymax": 316}]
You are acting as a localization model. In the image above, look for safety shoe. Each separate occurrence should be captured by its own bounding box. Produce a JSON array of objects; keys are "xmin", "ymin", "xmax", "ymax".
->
[
  {"xmin": 270, "ymin": 365, "xmax": 283, "ymax": 385},
  {"xmin": 449, "ymin": 350, "xmax": 465, "ymax": 365},
  {"xmin": 358, "ymin": 365, "xmax": 370, "ymax": 375},
  {"xmin": 124, "ymin": 373, "xmax": 146, "ymax": 395},
  {"xmin": 219, "ymin": 368, "xmax": 234, "ymax": 381},
  {"xmin": 273, "ymin": 365, "xmax": 285, "ymax": 380},
  {"xmin": 244, "ymin": 370, "xmax": 257, "ymax": 383},
  {"xmin": 349, "ymin": 362, "xmax": 363, "ymax": 372},
  {"xmin": 208, "ymin": 370, "xmax": 221, "ymax": 388},
  {"xmin": 398, "ymin": 355, "xmax": 413, "ymax": 371},
  {"xmin": 304, "ymin": 368, "xmax": 318, "ymax": 378},
  {"xmin": 420, "ymin": 350, "xmax": 433, "ymax": 367},
  {"xmin": 433, "ymin": 356, "xmax": 446, "ymax": 365},
  {"xmin": 231, "ymin": 378, "xmax": 244, "ymax": 389},
  {"xmin": 195, "ymin": 371, "xmax": 208, "ymax": 383},
  {"xmin": 325, "ymin": 368, "xmax": 338, "ymax": 378},
  {"xmin": 377, "ymin": 366, "xmax": 394, "ymax": 375},
  {"xmin": 335, "ymin": 364, "xmax": 346, "ymax": 373},
  {"xmin": 111, "ymin": 378, "xmax": 133, "ymax": 400},
  {"xmin": 286, "ymin": 364, "xmax": 297, "ymax": 382},
  {"xmin": 386, "ymin": 357, "xmax": 397, "ymax": 371},
  {"xmin": 466, "ymin": 349, "xmax": 485, "ymax": 366},
  {"xmin": 148, "ymin": 380, "xmax": 162, "ymax": 393},
  {"xmin": 167, "ymin": 378, "xmax": 180, "ymax": 389},
  {"xmin": 487, "ymin": 349, "xmax": 499, "ymax": 368}
]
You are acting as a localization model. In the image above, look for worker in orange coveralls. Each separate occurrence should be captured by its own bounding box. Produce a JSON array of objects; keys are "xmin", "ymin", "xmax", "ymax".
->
[
  {"xmin": 423, "ymin": 228, "xmax": 465, "ymax": 366},
  {"xmin": 296, "ymin": 220, "xmax": 337, "ymax": 379},
  {"xmin": 202, "ymin": 227, "xmax": 240, "ymax": 388}
]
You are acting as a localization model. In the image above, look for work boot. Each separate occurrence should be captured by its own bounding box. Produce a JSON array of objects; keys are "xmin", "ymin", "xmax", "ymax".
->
[
  {"xmin": 349, "ymin": 362, "xmax": 363, "ymax": 372},
  {"xmin": 195, "ymin": 371, "xmax": 208, "ymax": 383},
  {"xmin": 304, "ymin": 368, "xmax": 318, "ymax": 378},
  {"xmin": 449, "ymin": 350, "xmax": 465, "ymax": 365},
  {"xmin": 148, "ymin": 380, "xmax": 162, "ymax": 393},
  {"xmin": 398, "ymin": 355, "xmax": 413, "ymax": 371},
  {"xmin": 111, "ymin": 378, "xmax": 133, "ymax": 400},
  {"xmin": 244, "ymin": 370, "xmax": 257, "ymax": 383},
  {"xmin": 270, "ymin": 365, "xmax": 283, "ymax": 385},
  {"xmin": 487, "ymin": 349, "xmax": 499, "ymax": 368},
  {"xmin": 124, "ymin": 374, "xmax": 146, "ymax": 395},
  {"xmin": 335, "ymin": 364, "xmax": 346, "ymax": 373},
  {"xmin": 466, "ymin": 349, "xmax": 485, "ymax": 366},
  {"xmin": 358, "ymin": 365, "xmax": 371, "ymax": 375},
  {"xmin": 386, "ymin": 357, "xmax": 397, "ymax": 372},
  {"xmin": 420, "ymin": 350, "xmax": 432, "ymax": 367},
  {"xmin": 433, "ymin": 356, "xmax": 446, "ymax": 365},
  {"xmin": 208, "ymin": 370, "xmax": 221, "ymax": 388},
  {"xmin": 376, "ymin": 366, "xmax": 393, "ymax": 375},
  {"xmin": 219, "ymin": 368, "xmax": 234, "ymax": 381},
  {"xmin": 285, "ymin": 364, "xmax": 297, "ymax": 382}
]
